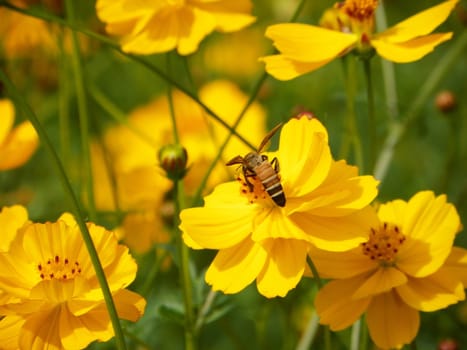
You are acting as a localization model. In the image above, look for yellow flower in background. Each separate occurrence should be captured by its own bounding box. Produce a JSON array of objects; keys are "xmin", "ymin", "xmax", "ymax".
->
[
  {"xmin": 95, "ymin": 0, "xmax": 256, "ymax": 55},
  {"xmin": 180, "ymin": 117, "xmax": 379, "ymax": 298},
  {"xmin": 261, "ymin": 0, "xmax": 458, "ymax": 80},
  {"xmin": 0, "ymin": 210, "xmax": 146, "ymax": 349},
  {"xmin": 0, "ymin": 99, "xmax": 39, "ymax": 171},
  {"xmin": 92, "ymin": 80, "xmax": 266, "ymax": 253},
  {"xmin": 0, "ymin": 1, "xmax": 56, "ymax": 59},
  {"xmin": 313, "ymin": 191, "xmax": 466, "ymax": 349}
]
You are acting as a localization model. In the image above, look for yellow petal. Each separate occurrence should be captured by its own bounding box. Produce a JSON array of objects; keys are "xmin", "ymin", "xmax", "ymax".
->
[
  {"xmin": 0, "ymin": 205, "xmax": 29, "ymax": 252},
  {"xmin": 176, "ymin": 6, "xmax": 217, "ymax": 55},
  {"xmin": 352, "ymin": 267, "xmax": 407, "ymax": 299},
  {"xmin": 396, "ymin": 270, "xmax": 465, "ymax": 312},
  {"xmin": 264, "ymin": 23, "xmax": 357, "ymax": 62},
  {"xmin": 180, "ymin": 205, "xmax": 256, "ymax": 250},
  {"xmin": 205, "ymin": 238, "xmax": 267, "ymax": 294},
  {"xmin": 376, "ymin": 0, "xmax": 459, "ymax": 43},
  {"xmin": 377, "ymin": 198, "xmax": 407, "ymax": 224},
  {"xmin": 20, "ymin": 306, "xmax": 62, "ymax": 349},
  {"xmin": 371, "ymin": 32, "xmax": 453, "ymax": 63},
  {"xmin": 291, "ymin": 206, "xmax": 375, "ymax": 251},
  {"xmin": 256, "ymin": 239, "xmax": 307, "ymax": 297},
  {"xmin": 444, "ymin": 246, "xmax": 467, "ymax": 286},
  {"xmin": 0, "ymin": 315, "xmax": 23, "ymax": 350},
  {"xmin": 367, "ymin": 291, "xmax": 419, "ymax": 349},
  {"xmin": 309, "ymin": 245, "xmax": 375, "ymax": 279},
  {"xmin": 193, "ymin": 0, "xmax": 256, "ymax": 31},
  {"xmin": 397, "ymin": 191, "xmax": 460, "ymax": 277},
  {"xmin": 0, "ymin": 121, "xmax": 39, "ymax": 171},
  {"xmin": 315, "ymin": 276, "xmax": 371, "ymax": 331},
  {"xmin": 0, "ymin": 99, "xmax": 15, "ymax": 144},
  {"xmin": 259, "ymin": 54, "xmax": 334, "ymax": 81},
  {"xmin": 278, "ymin": 118, "xmax": 332, "ymax": 198},
  {"xmin": 252, "ymin": 208, "xmax": 309, "ymax": 242}
]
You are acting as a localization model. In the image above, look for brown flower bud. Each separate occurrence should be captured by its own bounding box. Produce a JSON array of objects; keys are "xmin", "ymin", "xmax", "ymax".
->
[
  {"xmin": 438, "ymin": 338, "xmax": 459, "ymax": 350},
  {"xmin": 435, "ymin": 90, "xmax": 457, "ymax": 113}
]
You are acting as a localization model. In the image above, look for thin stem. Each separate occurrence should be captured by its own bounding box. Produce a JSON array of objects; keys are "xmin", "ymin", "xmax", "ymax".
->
[
  {"xmin": 58, "ymin": 29, "xmax": 71, "ymax": 164},
  {"xmin": 340, "ymin": 57, "xmax": 364, "ymax": 171},
  {"xmin": 0, "ymin": 69, "xmax": 127, "ymax": 350},
  {"xmin": 166, "ymin": 53, "xmax": 180, "ymax": 144},
  {"xmin": 350, "ymin": 318, "xmax": 361, "ymax": 350},
  {"xmin": 174, "ymin": 180, "xmax": 196, "ymax": 350},
  {"xmin": 140, "ymin": 248, "xmax": 170, "ymax": 297},
  {"xmin": 374, "ymin": 29, "xmax": 467, "ymax": 181},
  {"xmin": 362, "ymin": 59, "xmax": 376, "ymax": 173},
  {"xmin": 294, "ymin": 311, "xmax": 320, "ymax": 350},
  {"xmin": 64, "ymin": 0, "xmax": 96, "ymax": 221},
  {"xmin": 375, "ymin": 0, "xmax": 399, "ymax": 121},
  {"xmin": 194, "ymin": 289, "xmax": 217, "ymax": 334}
]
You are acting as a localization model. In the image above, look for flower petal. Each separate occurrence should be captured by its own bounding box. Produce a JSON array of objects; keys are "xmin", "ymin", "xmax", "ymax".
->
[
  {"xmin": 396, "ymin": 269, "xmax": 465, "ymax": 312},
  {"xmin": 20, "ymin": 306, "xmax": 62, "ymax": 349},
  {"xmin": 264, "ymin": 23, "xmax": 357, "ymax": 62},
  {"xmin": 309, "ymin": 246, "xmax": 375, "ymax": 279},
  {"xmin": 371, "ymin": 32, "xmax": 453, "ymax": 63},
  {"xmin": 397, "ymin": 191, "xmax": 460, "ymax": 277},
  {"xmin": 277, "ymin": 118, "xmax": 332, "ymax": 199},
  {"xmin": 0, "ymin": 315, "xmax": 23, "ymax": 350},
  {"xmin": 252, "ymin": 208, "xmax": 308, "ymax": 241},
  {"xmin": 0, "ymin": 121, "xmax": 39, "ymax": 171},
  {"xmin": 205, "ymin": 238, "xmax": 267, "ymax": 294},
  {"xmin": 366, "ymin": 291, "xmax": 419, "ymax": 350},
  {"xmin": 180, "ymin": 205, "xmax": 256, "ymax": 250},
  {"xmin": 315, "ymin": 277, "xmax": 370, "ymax": 331},
  {"xmin": 176, "ymin": 7, "xmax": 217, "ymax": 55},
  {"xmin": 444, "ymin": 247, "xmax": 467, "ymax": 286},
  {"xmin": 260, "ymin": 54, "xmax": 334, "ymax": 81},
  {"xmin": 0, "ymin": 205, "xmax": 29, "ymax": 252},
  {"xmin": 376, "ymin": 0, "xmax": 459, "ymax": 43},
  {"xmin": 291, "ymin": 205, "xmax": 376, "ymax": 251},
  {"xmin": 352, "ymin": 267, "xmax": 407, "ymax": 299},
  {"xmin": 256, "ymin": 239, "xmax": 307, "ymax": 297},
  {"xmin": 0, "ymin": 99, "xmax": 15, "ymax": 145}
]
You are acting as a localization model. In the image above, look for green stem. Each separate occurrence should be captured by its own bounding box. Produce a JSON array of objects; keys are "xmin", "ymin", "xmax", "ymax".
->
[
  {"xmin": 64, "ymin": 0, "xmax": 96, "ymax": 221},
  {"xmin": 58, "ymin": 29, "xmax": 71, "ymax": 164},
  {"xmin": 140, "ymin": 248, "xmax": 170, "ymax": 297},
  {"xmin": 194, "ymin": 290, "xmax": 217, "ymax": 334},
  {"xmin": 340, "ymin": 57, "xmax": 364, "ymax": 171},
  {"xmin": 374, "ymin": 29, "xmax": 467, "ymax": 181},
  {"xmin": 166, "ymin": 53, "xmax": 180, "ymax": 144},
  {"xmin": 294, "ymin": 311, "xmax": 320, "ymax": 350},
  {"xmin": 0, "ymin": 69, "xmax": 127, "ymax": 350},
  {"xmin": 362, "ymin": 59, "xmax": 376, "ymax": 173},
  {"xmin": 375, "ymin": 0, "xmax": 399, "ymax": 121},
  {"xmin": 350, "ymin": 318, "xmax": 361, "ymax": 350}
]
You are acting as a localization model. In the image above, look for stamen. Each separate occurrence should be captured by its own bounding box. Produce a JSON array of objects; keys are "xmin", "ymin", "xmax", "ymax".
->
[
  {"xmin": 236, "ymin": 174, "xmax": 272, "ymax": 206},
  {"xmin": 361, "ymin": 222, "xmax": 405, "ymax": 266},
  {"xmin": 37, "ymin": 255, "xmax": 81, "ymax": 281},
  {"xmin": 338, "ymin": 0, "xmax": 378, "ymax": 21}
]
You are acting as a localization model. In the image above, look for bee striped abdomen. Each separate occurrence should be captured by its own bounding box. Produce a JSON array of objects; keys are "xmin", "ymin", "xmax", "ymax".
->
[{"xmin": 255, "ymin": 162, "xmax": 286, "ymax": 207}]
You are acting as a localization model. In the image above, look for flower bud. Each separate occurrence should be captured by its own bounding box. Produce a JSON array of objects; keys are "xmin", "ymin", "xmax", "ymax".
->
[
  {"xmin": 158, "ymin": 144, "xmax": 188, "ymax": 181},
  {"xmin": 438, "ymin": 338, "xmax": 459, "ymax": 350},
  {"xmin": 435, "ymin": 90, "xmax": 457, "ymax": 113}
]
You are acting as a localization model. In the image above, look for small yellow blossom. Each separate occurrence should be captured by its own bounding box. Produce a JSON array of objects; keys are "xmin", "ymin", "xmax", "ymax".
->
[
  {"xmin": 95, "ymin": 0, "xmax": 256, "ymax": 55},
  {"xmin": 313, "ymin": 191, "xmax": 467, "ymax": 349},
  {"xmin": 0, "ymin": 99, "xmax": 39, "ymax": 171},
  {"xmin": 0, "ymin": 210, "xmax": 146, "ymax": 349},
  {"xmin": 261, "ymin": 0, "xmax": 458, "ymax": 80},
  {"xmin": 180, "ymin": 117, "xmax": 379, "ymax": 298}
]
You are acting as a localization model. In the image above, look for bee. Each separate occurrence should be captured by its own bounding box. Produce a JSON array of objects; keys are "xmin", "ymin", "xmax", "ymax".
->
[{"xmin": 226, "ymin": 123, "xmax": 286, "ymax": 207}]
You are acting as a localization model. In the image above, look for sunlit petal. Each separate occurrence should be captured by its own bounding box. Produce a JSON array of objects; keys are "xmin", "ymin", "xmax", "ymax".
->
[
  {"xmin": 0, "ymin": 99, "xmax": 15, "ymax": 144},
  {"xmin": 444, "ymin": 247, "xmax": 467, "ymax": 286},
  {"xmin": 352, "ymin": 267, "xmax": 407, "ymax": 299},
  {"xmin": 205, "ymin": 238, "xmax": 267, "ymax": 294},
  {"xmin": 376, "ymin": 0, "xmax": 459, "ymax": 43},
  {"xmin": 0, "ymin": 121, "xmax": 39, "ymax": 171},
  {"xmin": 0, "ymin": 315, "xmax": 23, "ymax": 350}
]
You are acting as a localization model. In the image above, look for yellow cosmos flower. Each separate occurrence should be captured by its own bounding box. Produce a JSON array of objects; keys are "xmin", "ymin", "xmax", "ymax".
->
[
  {"xmin": 313, "ymin": 191, "xmax": 467, "ymax": 349},
  {"xmin": 96, "ymin": 0, "xmax": 256, "ymax": 55},
  {"xmin": 92, "ymin": 80, "xmax": 266, "ymax": 253},
  {"xmin": 0, "ymin": 99, "xmax": 39, "ymax": 171},
  {"xmin": 261, "ymin": 0, "xmax": 458, "ymax": 80},
  {"xmin": 0, "ymin": 211, "xmax": 146, "ymax": 349},
  {"xmin": 180, "ymin": 117, "xmax": 379, "ymax": 298}
]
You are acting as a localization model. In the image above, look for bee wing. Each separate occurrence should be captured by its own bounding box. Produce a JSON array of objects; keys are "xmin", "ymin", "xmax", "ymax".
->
[
  {"xmin": 226, "ymin": 155, "xmax": 245, "ymax": 166},
  {"xmin": 257, "ymin": 123, "xmax": 283, "ymax": 153}
]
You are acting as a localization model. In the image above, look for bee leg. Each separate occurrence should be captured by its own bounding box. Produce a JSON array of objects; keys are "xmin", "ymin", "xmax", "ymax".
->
[
  {"xmin": 243, "ymin": 169, "xmax": 255, "ymax": 192},
  {"xmin": 271, "ymin": 157, "xmax": 280, "ymax": 172}
]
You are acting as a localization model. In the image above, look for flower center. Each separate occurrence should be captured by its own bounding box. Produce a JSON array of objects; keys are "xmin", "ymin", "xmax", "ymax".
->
[
  {"xmin": 236, "ymin": 175, "xmax": 273, "ymax": 207},
  {"xmin": 338, "ymin": 0, "xmax": 378, "ymax": 21},
  {"xmin": 37, "ymin": 255, "xmax": 82, "ymax": 281},
  {"xmin": 361, "ymin": 222, "xmax": 405, "ymax": 266}
]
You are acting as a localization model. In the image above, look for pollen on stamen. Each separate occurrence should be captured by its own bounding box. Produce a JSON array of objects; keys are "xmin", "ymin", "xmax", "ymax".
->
[
  {"xmin": 236, "ymin": 174, "xmax": 274, "ymax": 206},
  {"xmin": 339, "ymin": 0, "xmax": 378, "ymax": 21},
  {"xmin": 37, "ymin": 255, "xmax": 82, "ymax": 281},
  {"xmin": 361, "ymin": 222, "xmax": 405, "ymax": 265}
]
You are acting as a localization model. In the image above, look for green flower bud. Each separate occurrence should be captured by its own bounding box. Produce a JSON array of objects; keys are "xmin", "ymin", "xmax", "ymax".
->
[{"xmin": 158, "ymin": 144, "xmax": 188, "ymax": 181}]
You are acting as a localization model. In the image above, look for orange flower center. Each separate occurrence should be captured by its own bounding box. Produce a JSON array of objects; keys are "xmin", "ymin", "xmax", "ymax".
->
[
  {"xmin": 37, "ymin": 255, "xmax": 82, "ymax": 281},
  {"xmin": 236, "ymin": 175, "xmax": 273, "ymax": 206},
  {"xmin": 338, "ymin": 0, "xmax": 378, "ymax": 21},
  {"xmin": 361, "ymin": 222, "xmax": 405, "ymax": 265}
]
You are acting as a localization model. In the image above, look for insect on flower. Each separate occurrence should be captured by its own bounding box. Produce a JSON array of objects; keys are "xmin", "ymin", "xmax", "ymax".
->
[{"xmin": 226, "ymin": 123, "xmax": 286, "ymax": 207}]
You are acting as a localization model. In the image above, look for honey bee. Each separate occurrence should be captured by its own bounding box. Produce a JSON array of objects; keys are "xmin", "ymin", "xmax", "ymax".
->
[{"xmin": 226, "ymin": 123, "xmax": 286, "ymax": 207}]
